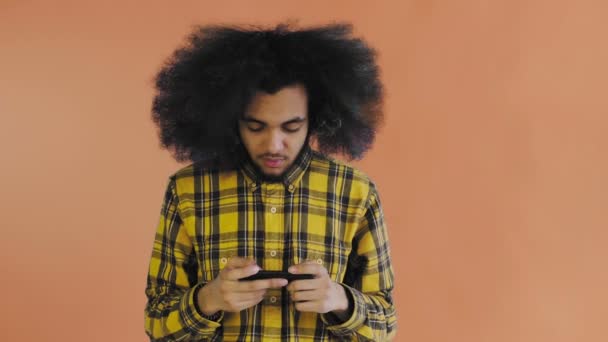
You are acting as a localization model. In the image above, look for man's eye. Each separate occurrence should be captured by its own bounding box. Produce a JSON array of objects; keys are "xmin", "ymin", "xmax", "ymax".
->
[
  {"xmin": 247, "ymin": 125, "xmax": 264, "ymax": 132},
  {"xmin": 283, "ymin": 123, "xmax": 302, "ymax": 132}
]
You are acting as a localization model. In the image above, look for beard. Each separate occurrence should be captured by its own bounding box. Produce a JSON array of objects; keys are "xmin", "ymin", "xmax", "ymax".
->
[
  {"xmin": 260, "ymin": 171, "xmax": 285, "ymax": 183},
  {"xmin": 250, "ymin": 160, "xmax": 288, "ymax": 183},
  {"xmin": 247, "ymin": 146, "xmax": 309, "ymax": 183},
  {"xmin": 238, "ymin": 135, "xmax": 311, "ymax": 183}
]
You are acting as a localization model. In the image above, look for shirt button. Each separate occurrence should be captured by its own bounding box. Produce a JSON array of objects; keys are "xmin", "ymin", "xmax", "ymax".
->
[
  {"xmin": 270, "ymin": 250, "xmax": 277, "ymax": 257},
  {"xmin": 221, "ymin": 257, "xmax": 228, "ymax": 264},
  {"xmin": 270, "ymin": 296, "xmax": 277, "ymax": 303},
  {"xmin": 316, "ymin": 258, "xmax": 323, "ymax": 265},
  {"xmin": 270, "ymin": 207, "xmax": 277, "ymax": 214},
  {"xmin": 288, "ymin": 184, "xmax": 295, "ymax": 192}
]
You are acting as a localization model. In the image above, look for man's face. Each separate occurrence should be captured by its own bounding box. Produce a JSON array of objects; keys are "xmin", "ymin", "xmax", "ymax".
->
[{"xmin": 238, "ymin": 84, "xmax": 309, "ymax": 180}]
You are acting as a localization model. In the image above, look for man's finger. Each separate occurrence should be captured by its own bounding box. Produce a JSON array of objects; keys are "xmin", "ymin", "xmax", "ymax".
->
[
  {"xmin": 290, "ymin": 288, "xmax": 321, "ymax": 302},
  {"xmin": 222, "ymin": 264, "xmax": 261, "ymax": 281},
  {"xmin": 287, "ymin": 278, "xmax": 321, "ymax": 292},
  {"xmin": 226, "ymin": 257, "xmax": 257, "ymax": 269},
  {"xmin": 234, "ymin": 297, "xmax": 266, "ymax": 311},
  {"xmin": 288, "ymin": 262, "xmax": 326, "ymax": 277},
  {"xmin": 223, "ymin": 296, "xmax": 267, "ymax": 312},
  {"xmin": 294, "ymin": 300, "xmax": 323, "ymax": 313},
  {"xmin": 230, "ymin": 289, "xmax": 267, "ymax": 301}
]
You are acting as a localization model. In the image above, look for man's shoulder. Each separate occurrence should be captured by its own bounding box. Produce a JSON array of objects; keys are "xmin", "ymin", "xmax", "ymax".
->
[
  {"xmin": 309, "ymin": 150, "xmax": 374, "ymax": 187},
  {"xmin": 167, "ymin": 159, "xmax": 238, "ymax": 193},
  {"xmin": 171, "ymin": 158, "xmax": 236, "ymax": 179}
]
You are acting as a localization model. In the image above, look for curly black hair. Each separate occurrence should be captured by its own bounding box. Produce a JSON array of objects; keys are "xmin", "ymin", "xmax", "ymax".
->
[{"xmin": 151, "ymin": 22, "xmax": 384, "ymax": 164}]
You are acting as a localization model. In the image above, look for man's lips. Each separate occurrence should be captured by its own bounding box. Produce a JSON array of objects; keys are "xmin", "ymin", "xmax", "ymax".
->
[{"xmin": 261, "ymin": 157, "xmax": 286, "ymax": 168}]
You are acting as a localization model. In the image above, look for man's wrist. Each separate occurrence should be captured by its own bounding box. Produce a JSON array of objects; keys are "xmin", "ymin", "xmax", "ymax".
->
[
  {"xmin": 331, "ymin": 283, "xmax": 353, "ymax": 320},
  {"xmin": 195, "ymin": 283, "xmax": 220, "ymax": 316}
]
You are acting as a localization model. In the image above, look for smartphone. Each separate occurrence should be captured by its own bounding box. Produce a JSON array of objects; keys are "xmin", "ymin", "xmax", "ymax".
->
[{"xmin": 239, "ymin": 270, "xmax": 314, "ymax": 282}]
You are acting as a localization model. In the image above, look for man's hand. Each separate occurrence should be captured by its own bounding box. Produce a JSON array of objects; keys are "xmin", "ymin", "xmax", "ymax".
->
[
  {"xmin": 286, "ymin": 261, "xmax": 350, "ymax": 315},
  {"xmin": 197, "ymin": 257, "xmax": 288, "ymax": 315}
]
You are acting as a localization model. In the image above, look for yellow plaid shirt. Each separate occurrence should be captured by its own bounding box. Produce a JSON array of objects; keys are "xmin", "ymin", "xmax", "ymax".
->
[{"xmin": 144, "ymin": 145, "xmax": 396, "ymax": 341}]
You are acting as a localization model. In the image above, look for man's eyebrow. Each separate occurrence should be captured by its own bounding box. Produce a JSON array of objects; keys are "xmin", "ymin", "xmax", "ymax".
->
[
  {"xmin": 240, "ymin": 116, "xmax": 307, "ymax": 125},
  {"xmin": 282, "ymin": 117, "xmax": 307, "ymax": 125},
  {"xmin": 240, "ymin": 117, "xmax": 266, "ymax": 124}
]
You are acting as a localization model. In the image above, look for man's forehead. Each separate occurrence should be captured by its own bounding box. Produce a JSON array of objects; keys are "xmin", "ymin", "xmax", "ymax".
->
[{"xmin": 244, "ymin": 84, "xmax": 307, "ymax": 117}]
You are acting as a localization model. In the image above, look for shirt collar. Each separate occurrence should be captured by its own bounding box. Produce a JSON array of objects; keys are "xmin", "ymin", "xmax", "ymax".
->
[{"xmin": 238, "ymin": 144, "xmax": 313, "ymax": 192}]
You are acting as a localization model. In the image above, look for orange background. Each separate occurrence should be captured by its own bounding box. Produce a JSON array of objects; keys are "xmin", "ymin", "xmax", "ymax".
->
[{"xmin": 1, "ymin": 1, "xmax": 607, "ymax": 341}]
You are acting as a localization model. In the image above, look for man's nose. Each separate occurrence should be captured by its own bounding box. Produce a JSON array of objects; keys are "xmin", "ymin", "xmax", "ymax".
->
[{"xmin": 265, "ymin": 130, "xmax": 285, "ymax": 153}]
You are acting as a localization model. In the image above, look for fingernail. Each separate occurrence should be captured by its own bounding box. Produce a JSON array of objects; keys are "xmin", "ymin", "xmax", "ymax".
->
[{"xmin": 288, "ymin": 267, "xmax": 296, "ymax": 273}]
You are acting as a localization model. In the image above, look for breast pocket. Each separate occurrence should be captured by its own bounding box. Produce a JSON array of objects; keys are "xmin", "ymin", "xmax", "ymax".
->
[
  {"xmin": 298, "ymin": 241, "xmax": 350, "ymax": 282},
  {"xmin": 197, "ymin": 245, "xmax": 240, "ymax": 282}
]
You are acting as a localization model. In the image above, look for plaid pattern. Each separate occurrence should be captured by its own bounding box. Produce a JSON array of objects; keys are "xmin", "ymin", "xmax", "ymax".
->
[{"xmin": 145, "ymin": 145, "xmax": 396, "ymax": 341}]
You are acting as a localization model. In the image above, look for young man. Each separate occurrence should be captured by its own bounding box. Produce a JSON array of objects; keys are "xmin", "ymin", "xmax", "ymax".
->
[{"xmin": 144, "ymin": 23, "xmax": 396, "ymax": 341}]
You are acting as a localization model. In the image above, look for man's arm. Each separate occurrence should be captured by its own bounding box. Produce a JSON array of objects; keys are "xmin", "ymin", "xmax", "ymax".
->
[
  {"xmin": 320, "ymin": 183, "xmax": 397, "ymax": 341},
  {"xmin": 144, "ymin": 177, "xmax": 221, "ymax": 341}
]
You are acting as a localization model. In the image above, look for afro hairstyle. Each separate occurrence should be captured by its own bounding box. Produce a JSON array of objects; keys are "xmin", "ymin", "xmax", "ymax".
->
[{"xmin": 151, "ymin": 22, "xmax": 384, "ymax": 164}]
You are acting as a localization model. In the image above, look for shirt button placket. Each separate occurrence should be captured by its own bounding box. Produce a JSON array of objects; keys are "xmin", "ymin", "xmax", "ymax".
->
[{"xmin": 263, "ymin": 183, "xmax": 283, "ymax": 272}]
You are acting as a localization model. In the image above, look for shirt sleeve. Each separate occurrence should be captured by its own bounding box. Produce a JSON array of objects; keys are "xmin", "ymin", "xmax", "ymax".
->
[
  {"xmin": 320, "ymin": 182, "xmax": 398, "ymax": 341},
  {"xmin": 144, "ymin": 176, "xmax": 222, "ymax": 341}
]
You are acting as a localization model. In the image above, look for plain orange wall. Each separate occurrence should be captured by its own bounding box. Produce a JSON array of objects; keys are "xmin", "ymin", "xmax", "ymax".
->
[{"xmin": 1, "ymin": 1, "xmax": 607, "ymax": 341}]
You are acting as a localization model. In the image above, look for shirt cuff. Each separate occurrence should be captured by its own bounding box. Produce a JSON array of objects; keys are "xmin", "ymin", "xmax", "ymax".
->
[
  {"xmin": 320, "ymin": 283, "xmax": 367, "ymax": 336},
  {"xmin": 179, "ymin": 282, "xmax": 224, "ymax": 335}
]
